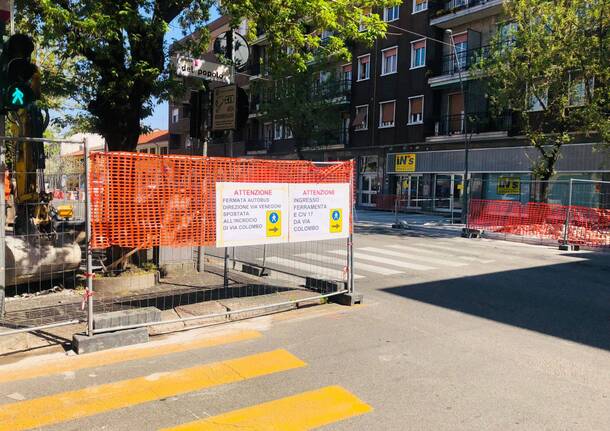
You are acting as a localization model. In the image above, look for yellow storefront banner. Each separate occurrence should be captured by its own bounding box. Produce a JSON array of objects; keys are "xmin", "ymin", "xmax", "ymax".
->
[
  {"xmin": 395, "ymin": 153, "xmax": 416, "ymax": 173},
  {"xmin": 497, "ymin": 177, "xmax": 521, "ymax": 195}
]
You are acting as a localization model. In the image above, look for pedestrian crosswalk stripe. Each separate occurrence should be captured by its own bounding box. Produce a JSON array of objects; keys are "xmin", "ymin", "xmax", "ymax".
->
[
  {"xmin": 362, "ymin": 246, "xmax": 467, "ymax": 267},
  {"xmin": 408, "ymin": 243, "xmax": 494, "ymax": 262},
  {"xmin": 260, "ymin": 256, "xmax": 364, "ymax": 279},
  {"xmin": 329, "ymin": 250, "xmax": 434, "ymax": 271},
  {"xmin": 296, "ymin": 252, "xmax": 403, "ymax": 275},
  {"xmin": 0, "ymin": 330, "xmax": 262, "ymax": 385},
  {"xmin": 0, "ymin": 349, "xmax": 306, "ymax": 431},
  {"xmin": 391, "ymin": 243, "xmax": 493, "ymax": 263},
  {"xmin": 161, "ymin": 385, "xmax": 372, "ymax": 431}
]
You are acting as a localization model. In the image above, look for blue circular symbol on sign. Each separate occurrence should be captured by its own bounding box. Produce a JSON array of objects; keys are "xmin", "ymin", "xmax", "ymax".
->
[
  {"xmin": 332, "ymin": 210, "xmax": 340, "ymax": 221},
  {"xmin": 269, "ymin": 212, "xmax": 279, "ymax": 224}
]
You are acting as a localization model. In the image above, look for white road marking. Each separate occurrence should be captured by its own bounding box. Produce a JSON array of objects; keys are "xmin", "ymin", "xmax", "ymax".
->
[
  {"xmin": 259, "ymin": 256, "xmax": 364, "ymax": 279},
  {"xmin": 329, "ymin": 250, "xmax": 434, "ymax": 271},
  {"xmin": 296, "ymin": 252, "xmax": 403, "ymax": 276},
  {"xmin": 359, "ymin": 246, "xmax": 467, "ymax": 267},
  {"xmin": 405, "ymin": 243, "xmax": 495, "ymax": 263}
]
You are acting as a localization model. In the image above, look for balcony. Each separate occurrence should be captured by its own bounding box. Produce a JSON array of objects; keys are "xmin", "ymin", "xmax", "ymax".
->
[
  {"xmin": 312, "ymin": 79, "xmax": 351, "ymax": 104},
  {"xmin": 430, "ymin": 0, "xmax": 504, "ymax": 28},
  {"xmin": 426, "ymin": 112, "xmax": 511, "ymax": 142},
  {"xmin": 428, "ymin": 45, "xmax": 490, "ymax": 87}
]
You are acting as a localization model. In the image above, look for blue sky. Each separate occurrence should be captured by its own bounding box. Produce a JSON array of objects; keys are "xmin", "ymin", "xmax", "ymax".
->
[{"xmin": 143, "ymin": 7, "xmax": 220, "ymax": 131}]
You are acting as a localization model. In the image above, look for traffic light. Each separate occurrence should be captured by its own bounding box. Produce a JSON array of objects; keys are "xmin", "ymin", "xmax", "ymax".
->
[{"xmin": 0, "ymin": 33, "xmax": 37, "ymax": 112}]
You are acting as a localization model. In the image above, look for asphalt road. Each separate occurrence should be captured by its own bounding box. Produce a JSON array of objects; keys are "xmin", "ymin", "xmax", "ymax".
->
[{"xmin": 1, "ymin": 222, "xmax": 609, "ymax": 430}]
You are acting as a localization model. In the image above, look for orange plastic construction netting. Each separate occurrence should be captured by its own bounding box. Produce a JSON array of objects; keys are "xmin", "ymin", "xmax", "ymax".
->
[
  {"xmin": 89, "ymin": 152, "xmax": 354, "ymax": 249},
  {"xmin": 469, "ymin": 199, "xmax": 610, "ymax": 247}
]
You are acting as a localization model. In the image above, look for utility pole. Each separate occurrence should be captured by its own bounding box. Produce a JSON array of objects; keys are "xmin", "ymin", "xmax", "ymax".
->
[{"xmin": 446, "ymin": 29, "xmax": 470, "ymax": 229}]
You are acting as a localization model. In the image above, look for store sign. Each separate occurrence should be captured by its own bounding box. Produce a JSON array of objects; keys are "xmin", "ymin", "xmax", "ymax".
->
[
  {"xmin": 497, "ymin": 177, "xmax": 521, "ymax": 195},
  {"xmin": 212, "ymin": 85, "xmax": 237, "ymax": 131},
  {"xmin": 289, "ymin": 183, "xmax": 350, "ymax": 242},
  {"xmin": 395, "ymin": 153, "xmax": 416, "ymax": 172},
  {"xmin": 216, "ymin": 182, "xmax": 351, "ymax": 247},
  {"xmin": 174, "ymin": 56, "xmax": 232, "ymax": 83}
]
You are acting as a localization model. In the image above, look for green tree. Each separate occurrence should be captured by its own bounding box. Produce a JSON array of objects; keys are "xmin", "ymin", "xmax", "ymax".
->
[
  {"xmin": 477, "ymin": 0, "xmax": 609, "ymax": 183},
  {"xmin": 226, "ymin": 0, "xmax": 399, "ymax": 157},
  {"xmin": 17, "ymin": 0, "xmax": 398, "ymax": 152}
]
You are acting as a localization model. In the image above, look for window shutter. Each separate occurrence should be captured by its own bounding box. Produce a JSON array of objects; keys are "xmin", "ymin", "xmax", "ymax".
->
[
  {"xmin": 453, "ymin": 33, "xmax": 468, "ymax": 44},
  {"xmin": 413, "ymin": 40, "xmax": 425, "ymax": 50},
  {"xmin": 384, "ymin": 47, "xmax": 397, "ymax": 58},
  {"xmin": 415, "ymin": 0, "xmax": 425, "ymax": 4},
  {"xmin": 381, "ymin": 102, "xmax": 395, "ymax": 123},
  {"xmin": 360, "ymin": 55, "xmax": 370, "ymax": 64},
  {"xmin": 411, "ymin": 97, "xmax": 423, "ymax": 114},
  {"xmin": 343, "ymin": 64, "xmax": 352, "ymax": 73}
]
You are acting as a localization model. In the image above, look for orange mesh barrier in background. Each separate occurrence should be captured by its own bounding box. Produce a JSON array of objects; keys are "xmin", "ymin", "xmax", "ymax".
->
[
  {"xmin": 469, "ymin": 199, "xmax": 610, "ymax": 247},
  {"xmin": 89, "ymin": 152, "xmax": 354, "ymax": 249}
]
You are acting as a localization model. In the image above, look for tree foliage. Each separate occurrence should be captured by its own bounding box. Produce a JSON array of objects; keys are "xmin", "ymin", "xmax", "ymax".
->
[
  {"xmin": 477, "ymin": 0, "xmax": 609, "ymax": 180},
  {"xmin": 17, "ymin": 0, "xmax": 398, "ymax": 152},
  {"xmin": 17, "ymin": 0, "xmax": 214, "ymax": 150},
  {"xmin": 226, "ymin": 0, "xmax": 400, "ymax": 157}
]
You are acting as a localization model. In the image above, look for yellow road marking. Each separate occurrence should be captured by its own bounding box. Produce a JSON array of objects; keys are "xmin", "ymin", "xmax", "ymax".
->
[
  {"xmin": 161, "ymin": 385, "xmax": 372, "ymax": 431},
  {"xmin": 0, "ymin": 349, "xmax": 305, "ymax": 431},
  {"xmin": 0, "ymin": 329, "xmax": 262, "ymax": 384}
]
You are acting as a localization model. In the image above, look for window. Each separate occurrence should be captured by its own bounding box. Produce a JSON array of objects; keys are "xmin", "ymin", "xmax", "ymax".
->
[
  {"xmin": 171, "ymin": 108, "xmax": 179, "ymax": 123},
  {"xmin": 359, "ymin": 7, "xmax": 371, "ymax": 32},
  {"xmin": 568, "ymin": 73, "xmax": 594, "ymax": 107},
  {"xmin": 379, "ymin": 101, "xmax": 396, "ymax": 128},
  {"xmin": 384, "ymin": 6, "xmax": 399, "ymax": 22},
  {"xmin": 411, "ymin": 39, "xmax": 426, "ymax": 69},
  {"xmin": 274, "ymin": 121, "xmax": 284, "ymax": 139},
  {"xmin": 342, "ymin": 64, "xmax": 352, "ymax": 88},
  {"xmin": 149, "ymin": 147, "xmax": 156, "ymax": 155},
  {"xmin": 527, "ymin": 83, "xmax": 548, "ymax": 111},
  {"xmin": 499, "ymin": 21, "xmax": 518, "ymax": 47},
  {"xmin": 408, "ymin": 96, "xmax": 424, "ymax": 125},
  {"xmin": 413, "ymin": 0, "xmax": 428, "ymax": 13},
  {"xmin": 160, "ymin": 146, "xmax": 168, "ymax": 155},
  {"xmin": 451, "ymin": 33, "xmax": 468, "ymax": 72},
  {"xmin": 381, "ymin": 47, "xmax": 398, "ymax": 75},
  {"xmin": 285, "ymin": 121, "xmax": 293, "ymax": 139},
  {"xmin": 263, "ymin": 123, "xmax": 273, "ymax": 146},
  {"xmin": 353, "ymin": 105, "xmax": 369, "ymax": 131},
  {"xmin": 357, "ymin": 54, "xmax": 370, "ymax": 81}
]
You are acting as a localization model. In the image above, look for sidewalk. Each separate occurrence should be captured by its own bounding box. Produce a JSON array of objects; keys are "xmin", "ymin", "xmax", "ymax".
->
[{"xmin": 355, "ymin": 209, "xmax": 464, "ymax": 233}]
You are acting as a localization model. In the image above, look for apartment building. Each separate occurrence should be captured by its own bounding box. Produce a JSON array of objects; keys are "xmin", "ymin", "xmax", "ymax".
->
[{"xmin": 170, "ymin": 6, "xmax": 608, "ymax": 212}]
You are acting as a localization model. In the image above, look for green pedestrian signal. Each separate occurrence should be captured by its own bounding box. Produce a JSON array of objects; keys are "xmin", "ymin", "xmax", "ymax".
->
[{"xmin": 11, "ymin": 86, "xmax": 24, "ymax": 105}]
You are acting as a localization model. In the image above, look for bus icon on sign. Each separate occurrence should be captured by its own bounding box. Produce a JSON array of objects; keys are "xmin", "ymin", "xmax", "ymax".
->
[
  {"xmin": 266, "ymin": 210, "xmax": 281, "ymax": 237},
  {"xmin": 330, "ymin": 209, "xmax": 342, "ymax": 233}
]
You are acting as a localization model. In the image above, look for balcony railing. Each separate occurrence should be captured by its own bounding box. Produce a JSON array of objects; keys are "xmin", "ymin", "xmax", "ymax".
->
[
  {"xmin": 437, "ymin": 45, "xmax": 490, "ymax": 76},
  {"xmin": 431, "ymin": 112, "xmax": 511, "ymax": 136},
  {"xmin": 433, "ymin": 0, "xmax": 500, "ymax": 19}
]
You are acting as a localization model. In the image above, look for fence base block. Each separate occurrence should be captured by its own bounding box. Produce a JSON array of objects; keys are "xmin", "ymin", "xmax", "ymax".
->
[
  {"xmin": 0, "ymin": 288, "xmax": 4, "ymax": 317},
  {"xmin": 72, "ymin": 327, "xmax": 149, "ymax": 355},
  {"xmin": 558, "ymin": 244, "xmax": 581, "ymax": 251},
  {"xmin": 461, "ymin": 228, "xmax": 481, "ymax": 238},
  {"xmin": 241, "ymin": 264, "xmax": 268, "ymax": 277},
  {"xmin": 93, "ymin": 307, "xmax": 162, "ymax": 330},
  {"xmin": 331, "ymin": 292, "xmax": 363, "ymax": 306},
  {"xmin": 305, "ymin": 277, "xmax": 347, "ymax": 294}
]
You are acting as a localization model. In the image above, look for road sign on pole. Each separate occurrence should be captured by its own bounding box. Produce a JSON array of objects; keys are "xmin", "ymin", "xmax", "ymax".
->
[
  {"xmin": 212, "ymin": 85, "xmax": 237, "ymax": 131},
  {"xmin": 174, "ymin": 56, "xmax": 233, "ymax": 84}
]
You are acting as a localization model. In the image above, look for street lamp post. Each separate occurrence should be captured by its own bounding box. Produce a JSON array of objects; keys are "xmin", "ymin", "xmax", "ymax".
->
[{"xmin": 445, "ymin": 29, "xmax": 470, "ymax": 230}]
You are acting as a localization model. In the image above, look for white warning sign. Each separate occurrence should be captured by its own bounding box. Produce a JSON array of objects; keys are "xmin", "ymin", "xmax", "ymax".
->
[
  {"xmin": 289, "ymin": 183, "xmax": 351, "ymax": 242},
  {"xmin": 215, "ymin": 182, "xmax": 289, "ymax": 247}
]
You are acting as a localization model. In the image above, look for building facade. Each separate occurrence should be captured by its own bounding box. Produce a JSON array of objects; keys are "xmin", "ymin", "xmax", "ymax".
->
[{"xmin": 169, "ymin": 5, "xmax": 609, "ymax": 212}]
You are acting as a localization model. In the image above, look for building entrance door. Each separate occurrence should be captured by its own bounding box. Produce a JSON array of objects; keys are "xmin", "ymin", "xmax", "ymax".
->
[
  {"xmin": 396, "ymin": 175, "xmax": 423, "ymax": 209},
  {"xmin": 434, "ymin": 174, "xmax": 464, "ymax": 211}
]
